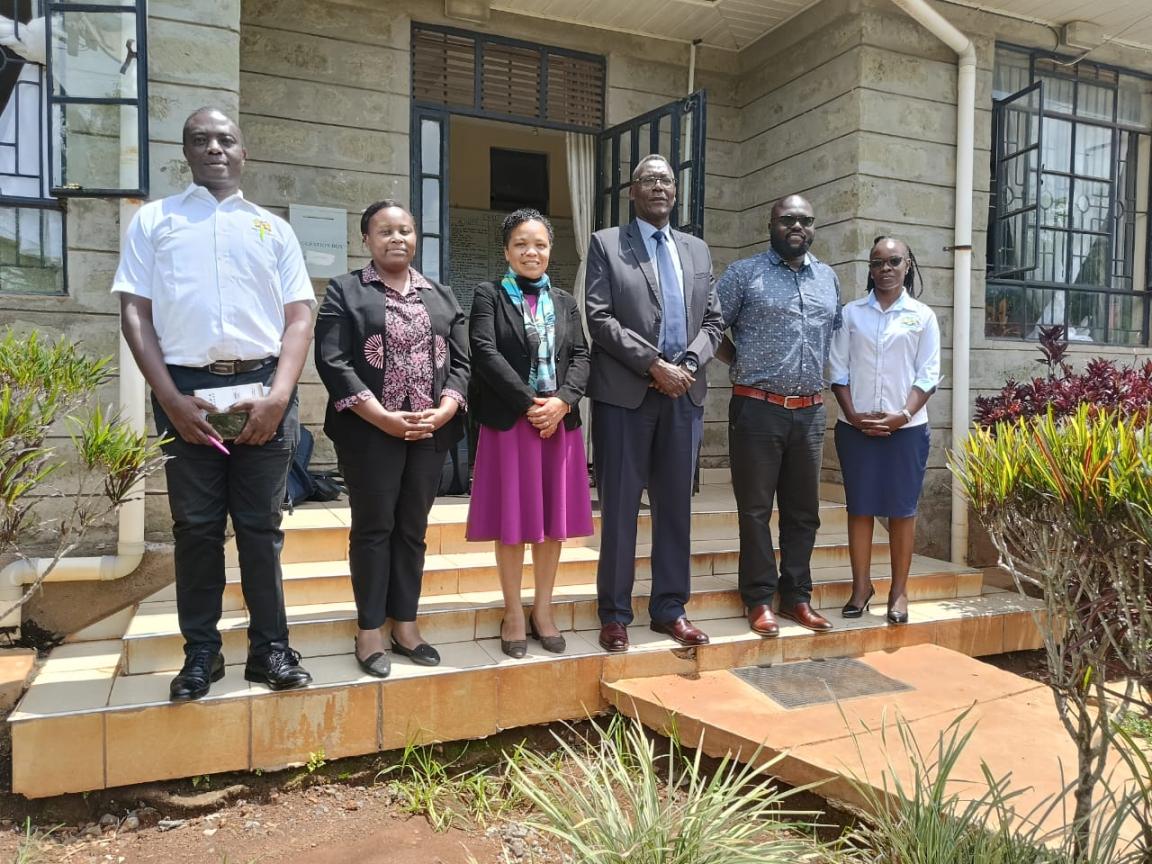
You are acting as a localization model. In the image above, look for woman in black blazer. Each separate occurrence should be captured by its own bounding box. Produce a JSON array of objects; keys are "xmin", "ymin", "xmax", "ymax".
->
[
  {"xmin": 466, "ymin": 209, "xmax": 593, "ymax": 658},
  {"xmin": 315, "ymin": 200, "xmax": 469, "ymax": 679}
]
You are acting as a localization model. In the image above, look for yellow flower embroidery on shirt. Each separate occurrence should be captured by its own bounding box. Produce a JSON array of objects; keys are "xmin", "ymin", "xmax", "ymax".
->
[{"xmin": 253, "ymin": 218, "xmax": 272, "ymax": 241}]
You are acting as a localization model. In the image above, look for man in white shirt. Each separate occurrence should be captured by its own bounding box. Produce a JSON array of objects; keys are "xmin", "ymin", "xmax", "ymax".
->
[{"xmin": 114, "ymin": 108, "xmax": 315, "ymax": 701}]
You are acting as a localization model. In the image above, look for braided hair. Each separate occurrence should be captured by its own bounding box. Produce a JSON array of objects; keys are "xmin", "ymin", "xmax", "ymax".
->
[{"xmin": 866, "ymin": 235, "xmax": 923, "ymax": 297}]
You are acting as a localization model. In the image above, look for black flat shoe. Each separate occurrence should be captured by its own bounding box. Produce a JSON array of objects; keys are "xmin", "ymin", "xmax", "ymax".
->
[
  {"xmin": 170, "ymin": 648, "xmax": 224, "ymax": 702},
  {"xmin": 528, "ymin": 613, "xmax": 566, "ymax": 654},
  {"xmin": 886, "ymin": 607, "xmax": 909, "ymax": 625},
  {"xmin": 500, "ymin": 618, "xmax": 527, "ymax": 659},
  {"xmin": 244, "ymin": 647, "xmax": 312, "ymax": 690},
  {"xmin": 391, "ymin": 639, "xmax": 441, "ymax": 667},
  {"xmin": 356, "ymin": 651, "xmax": 392, "ymax": 678},
  {"xmin": 842, "ymin": 587, "xmax": 876, "ymax": 619}
]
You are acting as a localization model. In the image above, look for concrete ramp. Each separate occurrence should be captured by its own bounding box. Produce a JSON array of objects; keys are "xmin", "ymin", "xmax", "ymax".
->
[{"xmin": 604, "ymin": 645, "xmax": 1140, "ymax": 840}]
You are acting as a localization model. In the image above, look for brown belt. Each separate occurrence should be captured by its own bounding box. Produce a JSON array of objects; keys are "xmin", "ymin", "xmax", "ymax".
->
[{"xmin": 732, "ymin": 384, "xmax": 822, "ymax": 409}]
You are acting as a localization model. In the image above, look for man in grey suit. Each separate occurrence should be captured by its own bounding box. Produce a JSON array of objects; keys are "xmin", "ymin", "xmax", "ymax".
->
[{"xmin": 585, "ymin": 154, "xmax": 725, "ymax": 653}]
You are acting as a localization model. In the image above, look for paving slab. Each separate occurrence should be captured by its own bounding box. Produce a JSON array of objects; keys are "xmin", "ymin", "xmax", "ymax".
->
[{"xmin": 605, "ymin": 645, "xmax": 1144, "ymax": 844}]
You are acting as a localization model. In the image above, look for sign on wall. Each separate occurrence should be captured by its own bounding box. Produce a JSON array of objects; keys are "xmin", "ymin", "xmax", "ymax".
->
[{"xmin": 289, "ymin": 204, "xmax": 348, "ymax": 278}]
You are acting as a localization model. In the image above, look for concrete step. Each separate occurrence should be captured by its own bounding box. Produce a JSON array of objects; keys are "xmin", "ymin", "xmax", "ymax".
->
[
  {"xmin": 124, "ymin": 555, "xmax": 979, "ymax": 675},
  {"xmin": 247, "ymin": 495, "xmax": 849, "ymax": 565},
  {"xmin": 10, "ymin": 586, "xmax": 1043, "ymax": 798},
  {"xmin": 218, "ymin": 528, "xmax": 891, "ymax": 612}
]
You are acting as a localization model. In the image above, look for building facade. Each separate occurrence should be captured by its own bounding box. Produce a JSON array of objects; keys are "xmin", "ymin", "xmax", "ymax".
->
[{"xmin": 1, "ymin": 0, "xmax": 1150, "ymax": 565}]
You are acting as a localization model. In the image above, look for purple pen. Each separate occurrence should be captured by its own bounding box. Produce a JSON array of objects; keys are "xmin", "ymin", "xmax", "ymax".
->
[{"xmin": 208, "ymin": 437, "xmax": 231, "ymax": 456}]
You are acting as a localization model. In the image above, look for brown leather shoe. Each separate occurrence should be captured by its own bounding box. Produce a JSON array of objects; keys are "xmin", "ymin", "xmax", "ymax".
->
[
  {"xmin": 746, "ymin": 604, "xmax": 780, "ymax": 637},
  {"xmin": 598, "ymin": 622, "xmax": 629, "ymax": 653},
  {"xmin": 649, "ymin": 616, "xmax": 710, "ymax": 646},
  {"xmin": 777, "ymin": 602, "xmax": 834, "ymax": 632}
]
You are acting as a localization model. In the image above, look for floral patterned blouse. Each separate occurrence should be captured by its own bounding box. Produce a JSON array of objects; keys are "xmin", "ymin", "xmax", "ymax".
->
[{"xmin": 333, "ymin": 263, "xmax": 466, "ymax": 413}]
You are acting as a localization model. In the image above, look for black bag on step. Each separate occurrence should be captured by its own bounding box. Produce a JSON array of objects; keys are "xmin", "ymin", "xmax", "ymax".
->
[{"xmin": 286, "ymin": 427, "xmax": 343, "ymax": 507}]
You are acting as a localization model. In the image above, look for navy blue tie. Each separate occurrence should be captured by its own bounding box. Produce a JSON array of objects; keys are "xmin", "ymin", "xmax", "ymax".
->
[{"xmin": 654, "ymin": 230, "xmax": 687, "ymax": 361}]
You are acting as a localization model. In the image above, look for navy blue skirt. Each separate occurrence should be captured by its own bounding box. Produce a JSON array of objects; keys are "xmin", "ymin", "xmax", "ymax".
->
[{"xmin": 834, "ymin": 421, "xmax": 930, "ymax": 518}]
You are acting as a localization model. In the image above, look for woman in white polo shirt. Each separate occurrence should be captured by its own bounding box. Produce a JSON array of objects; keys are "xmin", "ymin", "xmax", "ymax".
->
[{"xmin": 829, "ymin": 236, "xmax": 941, "ymax": 625}]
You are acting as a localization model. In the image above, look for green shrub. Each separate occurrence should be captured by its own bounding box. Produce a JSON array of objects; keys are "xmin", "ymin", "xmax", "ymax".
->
[{"xmin": 507, "ymin": 716, "xmax": 830, "ymax": 864}]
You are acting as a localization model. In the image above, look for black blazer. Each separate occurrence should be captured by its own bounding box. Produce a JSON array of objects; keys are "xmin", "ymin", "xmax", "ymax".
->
[
  {"xmin": 315, "ymin": 269, "xmax": 470, "ymax": 452},
  {"xmin": 468, "ymin": 279, "xmax": 590, "ymax": 431}
]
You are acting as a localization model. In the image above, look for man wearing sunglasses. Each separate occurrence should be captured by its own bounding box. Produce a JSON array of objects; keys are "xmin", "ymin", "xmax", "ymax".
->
[
  {"xmin": 585, "ymin": 154, "xmax": 724, "ymax": 654},
  {"xmin": 715, "ymin": 194, "xmax": 842, "ymax": 638}
]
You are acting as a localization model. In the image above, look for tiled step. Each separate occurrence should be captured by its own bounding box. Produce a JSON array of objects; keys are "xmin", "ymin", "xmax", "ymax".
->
[
  {"xmin": 10, "ymin": 587, "xmax": 1043, "ymax": 798},
  {"xmin": 219, "ymin": 529, "xmax": 889, "ymax": 611},
  {"xmin": 125, "ymin": 556, "xmax": 980, "ymax": 675},
  {"xmin": 252, "ymin": 498, "xmax": 850, "ymax": 565}
]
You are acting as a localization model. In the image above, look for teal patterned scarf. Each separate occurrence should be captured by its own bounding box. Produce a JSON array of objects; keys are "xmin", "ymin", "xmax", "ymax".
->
[{"xmin": 500, "ymin": 268, "xmax": 557, "ymax": 393}]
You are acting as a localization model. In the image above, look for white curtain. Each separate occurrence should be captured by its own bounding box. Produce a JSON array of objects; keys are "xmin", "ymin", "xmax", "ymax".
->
[
  {"xmin": 565, "ymin": 132, "xmax": 596, "ymax": 306},
  {"xmin": 565, "ymin": 132, "xmax": 596, "ymax": 465}
]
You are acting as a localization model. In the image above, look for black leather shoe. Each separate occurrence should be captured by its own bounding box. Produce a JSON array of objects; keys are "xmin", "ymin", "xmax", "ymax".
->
[
  {"xmin": 391, "ymin": 639, "xmax": 441, "ymax": 667},
  {"xmin": 244, "ymin": 647, "xmax": 312, "ymax": 690},
  {"xmin": 170, "ymin": 648, "xmax": 224, "ymax": 702}
]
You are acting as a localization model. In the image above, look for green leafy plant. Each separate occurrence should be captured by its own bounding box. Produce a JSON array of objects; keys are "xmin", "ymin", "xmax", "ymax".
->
[
  {"xmin": 953, "ymin": 404, "xmax": 1152, "ymax": 856},
  {"xmin": 376, "ymin": 740, "xmax": 527, "ymax": 831},
  {"xmin": 0, "ymin": 328, "xmax": 169, "ymax": 622},
  {"xmin": 842, "ymin": 709, "xmax": 1149, "ymax": 864},
  {"xmin": 11, "ymin": 819, "xmax": 60, "ymax": 864},
  {"xmin": 506, "ymin": 716, "xmax": 828, "ymax": 864},
  {"xmin": 305, "ymin": 748, "xmax": 326, "ymax": 773}
]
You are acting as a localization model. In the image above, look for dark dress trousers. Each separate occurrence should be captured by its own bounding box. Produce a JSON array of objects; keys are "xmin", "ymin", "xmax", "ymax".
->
[
  {"xmin": 314, "ymin": 269, "xmax": 469, "ymax": 628},
  {"xmin": 584, "ymin": 221, "xmax": 724, "ymax": 626},
  {"xmin": 468, "ymin": 279, "xmax": 590, "ymax": 429}
]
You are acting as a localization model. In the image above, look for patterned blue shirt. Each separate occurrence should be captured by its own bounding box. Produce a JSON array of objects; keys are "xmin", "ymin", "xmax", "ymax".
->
[{"xmin": 716, "ymin": 248, "xmax": 842, "ymax": 395}]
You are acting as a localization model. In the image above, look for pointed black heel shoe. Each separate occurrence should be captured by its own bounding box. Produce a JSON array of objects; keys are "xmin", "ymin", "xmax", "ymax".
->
[{"xmin": 841, "ymin": 587, "xmax": 875, "ymax": 619}]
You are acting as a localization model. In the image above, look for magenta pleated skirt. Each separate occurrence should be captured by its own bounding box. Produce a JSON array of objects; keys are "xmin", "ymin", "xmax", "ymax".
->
[{"xmin": 466, "ymin": 418, "xmax": 594, "ymax": 545}]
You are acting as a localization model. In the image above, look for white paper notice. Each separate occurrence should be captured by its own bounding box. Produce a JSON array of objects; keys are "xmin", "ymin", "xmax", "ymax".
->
[{"xmin": 192, "ymin": 383, "xmax": 268, "ymax": 410}]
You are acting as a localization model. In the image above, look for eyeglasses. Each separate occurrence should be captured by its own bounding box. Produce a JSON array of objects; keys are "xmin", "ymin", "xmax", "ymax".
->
[
  {"xmin": 868, "ymin": 256, "xmax": 906, "ymax": 270},
  {"xmin": 635, "ymin": 175, "xmax": 675, "ymax": 189},
  {"xmin": 774, "ymin": 214, "xmax": 816, "ymax": 228}
]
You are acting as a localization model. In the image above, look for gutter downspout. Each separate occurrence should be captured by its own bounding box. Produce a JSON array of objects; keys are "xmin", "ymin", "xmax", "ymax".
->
[
  {"xmin": 0, "ymin": 46, "xmax": 147, "ymax": 625},
  {"xmin": 888, "ymin": 0, "xmax": 976, "ymax": 565}
]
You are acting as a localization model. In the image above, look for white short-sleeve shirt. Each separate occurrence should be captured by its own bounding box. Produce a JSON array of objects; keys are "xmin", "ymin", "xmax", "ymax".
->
[
  {"xmin": 111, "ymin": 183, "xmax": 316, "ymax": 366},
  {"xmin": 828, "ymin": 290, "xmax": 941, "ymax": 427}
]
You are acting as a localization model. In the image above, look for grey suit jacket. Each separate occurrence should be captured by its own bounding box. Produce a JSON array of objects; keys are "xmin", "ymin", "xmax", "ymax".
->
[{"xmin": 584, "ymin": 221, "xmax": 724, "ymax": 408}]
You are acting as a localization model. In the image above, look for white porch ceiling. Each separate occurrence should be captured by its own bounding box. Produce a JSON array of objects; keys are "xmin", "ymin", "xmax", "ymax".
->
[{"xmin": 488, "ymin": 0, "xmax": 1152, "ymax": 53}]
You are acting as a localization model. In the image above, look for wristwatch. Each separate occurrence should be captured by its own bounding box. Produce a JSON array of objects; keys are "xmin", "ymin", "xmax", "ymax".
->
[
  {"xmin": 682, "ymin": 357, "xmax": 699, "ymax": 374},
  {"xmin": 899, "ymin": 408, "xmax": 913, "ymax": 423}
]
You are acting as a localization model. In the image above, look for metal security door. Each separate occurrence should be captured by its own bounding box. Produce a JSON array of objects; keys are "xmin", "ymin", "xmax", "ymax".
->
[{"xmin": 595, "ymin": 91, "xmax": 707, "ymax": 236}]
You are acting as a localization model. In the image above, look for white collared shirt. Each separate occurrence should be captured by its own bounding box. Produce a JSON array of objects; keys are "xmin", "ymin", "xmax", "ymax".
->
[
  {"xmin": 828, "ymin": 290, "xmax": 941, "ymax": 426},
  {"xmin": 636, "ymin": 218, "xmax": 685, "ymax": 297},
  {"xmin": 111, "ymin": 184, "xmax": 316, "ymax": 366}
]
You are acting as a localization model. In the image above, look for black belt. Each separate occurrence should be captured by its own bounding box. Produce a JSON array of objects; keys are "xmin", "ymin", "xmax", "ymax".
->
[{"xmin": 197, "ymin": 357, "xmax": 275, "ymax": 375}]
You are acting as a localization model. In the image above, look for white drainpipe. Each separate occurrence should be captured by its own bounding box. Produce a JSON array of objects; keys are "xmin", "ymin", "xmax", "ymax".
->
[
  {"xmin": 888, "ymin": 0, "xmax": 976, "ymax": 565},
  {"xmin": 0, "ymin": 40, "xmax": 148, "ymax": 626}
]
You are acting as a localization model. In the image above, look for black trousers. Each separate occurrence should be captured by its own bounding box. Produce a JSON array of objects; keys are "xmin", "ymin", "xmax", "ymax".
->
[
  {"xmin": 153, "ymin": 362, "xmax": 296, "ymax": 658},
  {"xmin": 592, "ymin": 391, "xmax": 703, "ymax": 626},
  {"xmin": 728, "ymin": 396, "xmax": 825, "ymax": 608},
  {"xmin": 338, "ymin": 436, "xmax": 445, "ymax": 630}
]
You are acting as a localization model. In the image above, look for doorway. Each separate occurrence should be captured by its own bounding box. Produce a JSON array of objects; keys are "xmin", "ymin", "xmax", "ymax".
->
[{"xmin": 446, "ymin": 116, "xmax": 579, "ymax": 313}]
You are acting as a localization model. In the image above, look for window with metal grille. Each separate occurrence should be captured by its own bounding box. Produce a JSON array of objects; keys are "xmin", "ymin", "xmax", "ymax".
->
[
  {"xmin": 987, "ymin": 45, "xmax": 1151, "ymax": 346},
  {"xmin": 0, "ymin": 0, "xmax": 63, "ymax": 294},
  {"xmin": 411, "ymin": 24, "xmax": 604, "ymax": 132}
]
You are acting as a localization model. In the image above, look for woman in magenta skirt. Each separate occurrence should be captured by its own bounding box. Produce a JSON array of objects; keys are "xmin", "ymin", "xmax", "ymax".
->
[{"xmin": 466, "ymin": 209, "xmax": 593, "ymax": 658}]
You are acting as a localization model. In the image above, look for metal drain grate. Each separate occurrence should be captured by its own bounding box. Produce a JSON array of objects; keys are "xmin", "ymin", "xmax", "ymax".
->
[{"xmin": 730, "ymin": 657, "xmax": 913, "ymax": 709}]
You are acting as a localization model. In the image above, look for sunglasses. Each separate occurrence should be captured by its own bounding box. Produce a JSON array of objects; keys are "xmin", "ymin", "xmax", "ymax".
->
[
  {"xmin": 774, "ymin": 214, "xmax": 816, "ymax": 228},
  {"xmin": 868, "ymin": 256, "xmax": 906, "ymax": 270},
  {"xmin": 635, "ymin": 175, "xmax": 675, "ymax": 190}
]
